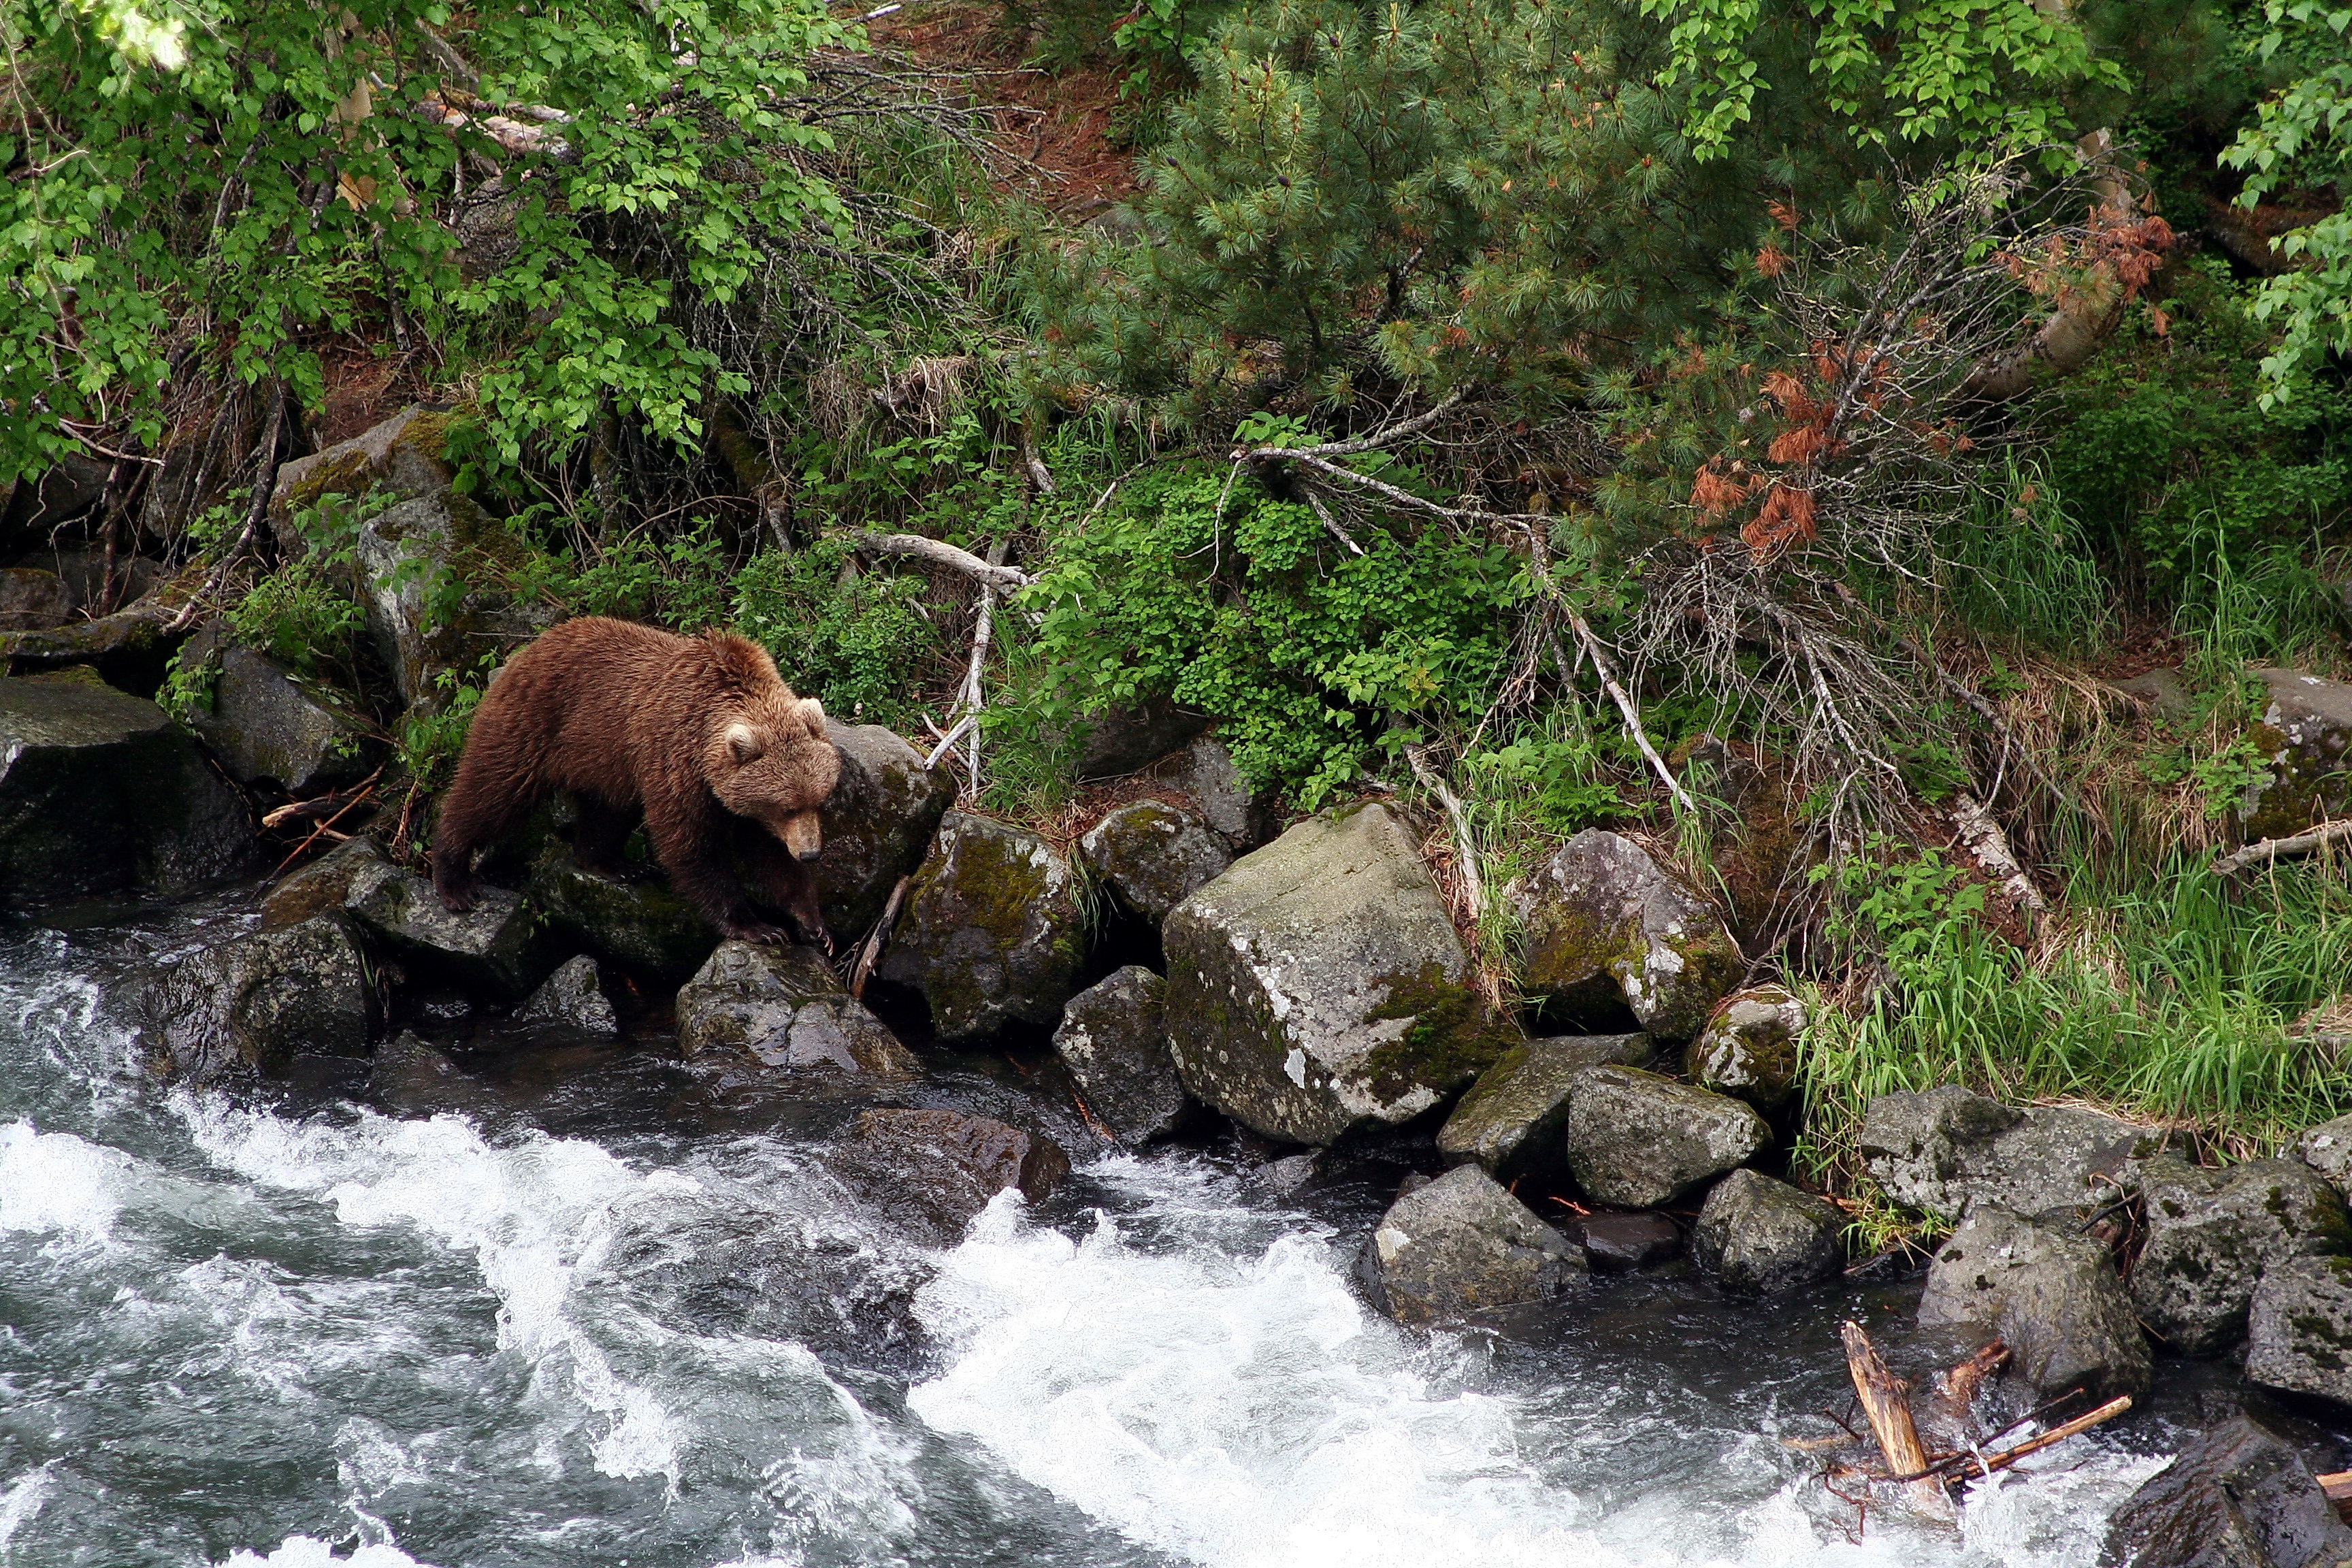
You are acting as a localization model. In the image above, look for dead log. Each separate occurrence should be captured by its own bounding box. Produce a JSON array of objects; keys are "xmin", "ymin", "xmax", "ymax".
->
[
  {"xmin": 2212, "ymin": 820, "xmax": 2352, "ymax": 878},
  {"xmin": 849, "ymin": 532, "xmax": 1032, "ymax": 593},
  {"xmin": 1946, "ymin": 1396, "xmax": 2132, "ymax": 1482},
  {"xmin": 1842, "ymin": 1320, "xmax": 1955, "ymax": 1521}
]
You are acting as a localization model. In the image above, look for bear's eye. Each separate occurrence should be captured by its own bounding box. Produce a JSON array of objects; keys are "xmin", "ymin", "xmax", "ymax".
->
[{"xmin": 725, "ymin": 722, "xmax": 762, "ymax": 764}]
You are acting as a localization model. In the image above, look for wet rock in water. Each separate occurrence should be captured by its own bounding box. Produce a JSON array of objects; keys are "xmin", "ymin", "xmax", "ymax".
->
[
  {"xmin": 816, "ymin": 719, "xmax": 956, "ymax": 938},
  {"xmin": 346, "ymin": 860, "xmax": 557, "ymax": 1002},
  {"xmin": 2296, "ymin": 1113, "xmax": 2352, "ymax": 1194},
  {"xmin": 1436, "ymin": 1032, "xmax": 1654, "ymax": 1186},
  {"xmin": 1355, "ymin": 1164, "xmax": 1586, "ymax": 1324},
  {"xmin": 527, "ymin": 845, "xmax": 719, "ymax": 983},
  {"xmin": 1691, "ymin": 1169, "xmax": 1844, "ymax": 1296},
  {"xmin": 2238, "ymin": 668, "xmax": 2352, "ymax": 842},
  {"xmin": 1563, "ymin": 1065, "xmax": 1769, "ymax": 1208},
  {"xmin": 1683, "ymin": 987, "xmax": 1806, "ymax": 1114},
  {"xmin": 840, "ymin": 1108, "xmax": 1071, "ymax": 1247},
  {"xmin": 675, "ymin": 941, "xmax": 917, "ymax": 1088},
  {"xmin": 187, "ymin": 645, "xmax": 379, "ymax": 796},
  {"xmin": 1507, "ymin": 829, "xmax": 1743, "ymax": 1041},
  {"xmin": 2249, "ymin": 1256, "xmax": 2352, "ymax": 1407},
  {"xmin": 1051, "ymin": 965, "xmax": 1187, "ymax": 1145},
  {"xmin": 1067, "ymin": 699, "xmax": 1211, "ymax": 781},
  {"xmin": 1568, "ymin": 1211, "xmax": 1681, "ymax": 1273},
  {"xmin": 0, "ymin": 674, "xmax": 255, "ymax": 905},
  {"xmin": 0, "ymin": 568, "xmax": 74, "ymax": 631},
  {"xmin": 2132, "ymin": 1156, "xmax": 2350, "ymax": 1358},
  {"xmin": 368, "ymin": 1030, "xmax": 470, "ymax": 1111},
  {"xmin": 1859, "ymin": 1085, "xmax": 2147, "ymax": 1221},
  {"xmin": 144, "ymin": 915, "xmax": 380, "ymax": 1082},
  {"xmin": 1918, "ymin": 1204, "xmax": 2151, "ymax": 1400},
  {"xmin": 1152, "ymin": 734, "xmax": 1278, "ymax": 850},
  {"xmin": 1077, "ymin": 798, "xmax": 1232, "ymax": 924},
  {"xmin": 876, "ymin": 813, "xmax": 1085, "ymax": 1043},
  {"xmin": 261, "ymin": 834, "xmax": 391, "ymax": 930},
  {"xmin": 1163, "ymin": 802, "xmax": 1507, "ymax": 1146},
  {"xmin": 2100, "ymin": 1411, "xmax": 2352, "ymax": 1568},
  {"xmin": 517, "ymin": 954, "xmax": 618, "ymax": 1036}
]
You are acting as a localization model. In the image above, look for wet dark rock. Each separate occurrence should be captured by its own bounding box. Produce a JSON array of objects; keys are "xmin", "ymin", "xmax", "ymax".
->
[
  {"xmin": 1683, "ymin": 987, "xmax": 1806, "ymax": 1114},
  {"xmin": 346, "ymin": 860, "xmax": 557, "ymax": 1002},
  {"xmin": 1691, "ymin": 1169, "xmax": 1844, "ymax": 1296},
  {"xmin": 39, "ymin": 547, "xmax": 163, "ymax": 612},
  {"xmin": 1355, "ymin": 1164, "xmax": 1586, "ymax": 1324},
  {"xmin": 0, "ymin": 568, "xmax": 74, "ymax": 631},
  {"xmin": 877, "ymin": 813, "xmax": 1085, "ymax": 1043},
  {"xmin": 261, "ymin": 834, "xmax": 391, "ymax": 930},
  {"xmin": 1918, "ymin": 1204, "xmax": 2152, "ymax": 1400},
  {"xmin": 2100, "ymin": 1411, "xmax": 2352, "ymax": 1568},
  {"xmin": 675, "ymin": 941, "xmax": 918, "ymax": 1088},
  {"xmin": 1077, "ymin": 798, "xmax": 1231, "ymax": 924},
  {"xmin": 2296, "ymin": 1114, "xmax": 2352, "ymax": 1194},
  {"xmin": 188, "ymin": 646, "xmax": 379, "ymax": 796},
  {"xmin": 517, "ymin": 954, "xmax": 618, "ymax": 1036},
  {"xmin": 1859, "ymin": 1085, "xmax": 2147, "ymax": 1221},
  {"xmin": 1151, "ymin": 734, "xmax": 1278, "ymax": 850},
  {"xmin": 143, "ymin": 915, "xmax": 380, "ymax": 1082},
  {"xmin": 1257, "ymin": 1152, "xmax": 1318, "ymax": 1194},
  {"xmin": 838, "ymin": 1108, "xmax": 1071, "ymax": 1247},
  {"xmin": 1563, "ymin": 1065, "xmax": 1769, "ymax": 1208},
  {"xmin": 1164, "ymin": 802, "xmax": 1503, "ymax": 1146},
  {"xmin": 1569, "ymin": 1211, "xmax": 1682, "ymax": 1273},
  {"xmin": 1068, "ymin": 699, "xmax": 1211, "ymax": 781},
  {"xmin": 1051, "ymin": 966, "xmax": 1187, "ymax": 1145},
  {"xmin": 816, "ymin": 719, "xmax": 956, "ymax": 939},
  {"xmin": 526, "ymin": 845, "xmax": 719, "ymax": 983},
  {"xmin": 1507, "ymin": 829, "xmax": 1744, "ymax": 1041},
  {"xmin": 368, "ymin": 1030, "xmax": 470, "ymax": 1111},
  {"xmin": 0, "ymin": 674, "xmax": 255, "ymax": 905},
  {"xmin": 1435, "ymin": 1032, "xmax": 1654, "ymax": 1186},
  {"xmin": 2238, "ymin": 668, "xmax": 2352, "ymax": 842},
  {"xmin": 2, "ymin": 452, "xmax": 108, "ymax": 550},
  {"xmin": 2132, "ymin": 1156, "xmax": 2350, "ymax": 1358},
  {"xmin": 2249, "ymin": 1256, "xmax": 2352, "ymax": 1407}
]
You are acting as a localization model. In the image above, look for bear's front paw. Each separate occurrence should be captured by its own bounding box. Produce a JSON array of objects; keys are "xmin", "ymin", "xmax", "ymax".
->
[
  {"xmin": 723, "ymin": 917, "xmax": 791, "ymax": 947},
  {"xmin": 435, "ymin": 878, "xmax": 480, "ymax": 914}
]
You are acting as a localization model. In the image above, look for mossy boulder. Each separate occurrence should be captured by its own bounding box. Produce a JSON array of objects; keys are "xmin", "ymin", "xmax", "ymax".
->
[
  {"xmin": 344, "ymin": 859, "xmax": 559, "ymax": 1002},
  {"xmin": 2132, "ymin": 1156, "xmax": 2351, "ymax": 1358},
  {"xmin": 189, "ymin": 645, "xmax": 380, "ymax": 796},
  {"xmin": 1859, "ymin": 1086, "xmax": 2149, "ymax": 1222},
  {"xmin": 1506, "ymin": 829, "xmax": 1742, "ymax": 1041},
  {"xmin": 268, "ymin": 404, "xmax": 465, "ymax": 526},
  {"xmin": 1562, "ymin": 1066, "xmax": 1769, "ymax": 1207},
  {"xmin": 2249, "ymin": 1255, "xmax": 2352, "ymax": 1407},
  {"xmin": 1163, "ymin": 802, "xmax": 1505, "ymax": 1147},
  {"xmin": 2237, "ymin": 668, "xmax": 2352, "ymax": 842},
  {"xmin": 875, "ymin": 813, "xmax": 1085, "ymax": 1042},
  {"xmin": 525, "ymin": 845, "xmax": 719, "ymax": 983},
  {"xmin": 142, "ymin": 915, "xmax": 380, "ymax": 1082},
  {"xmin": 1077, "ymin": 798, "xmax": 1232, "ymax": 924},
  {"xmin": 1355, "ymin": 1165, "xmax": 1586, "ymax": 1325},
  {"xmin": 1052, "ymin": 965, "xmax": 1188, "ymax": 1145},
  {"xmin": 1683, "ymin": 986, "xmax": 1806, "ymax": 1115},
  {"xmin": 675, "ymin": 941, "xmax": 919, "ymax": 1089},
  {"xmin": 1691, "ymin": 1169, "xmax": 1845, "ymax": 1296},
  {"xmin": 815, "ymin": 719, "xmax": 956, "ymax": 940},
  {"xmin": 1918, "ymin": 1204, "xmax": 2151, "ymax": 1401},
  {"xmin": 0, "ymin": 674, "xmax": 256, "ymax": 905},
  {"xmin": 1436, "ymin": 1032, "xmax": 1654, "ymax": 1186}
]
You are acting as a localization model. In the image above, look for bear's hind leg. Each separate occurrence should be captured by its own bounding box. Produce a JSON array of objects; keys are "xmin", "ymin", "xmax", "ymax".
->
[{"xmin": 432, "ymin": 741, "xmax": 546, "ymax": 911}]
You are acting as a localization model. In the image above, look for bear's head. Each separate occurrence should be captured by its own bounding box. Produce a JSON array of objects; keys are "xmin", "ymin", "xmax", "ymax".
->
[{"xmin": 700, "ymin": 636, "xmax": 842, "ymax": 860}]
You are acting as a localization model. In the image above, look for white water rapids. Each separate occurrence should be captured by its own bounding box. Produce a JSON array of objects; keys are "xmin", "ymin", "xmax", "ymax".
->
[{"xmin": 0, "ymin": 911, "xmax": 2174, "ymax": 1568}]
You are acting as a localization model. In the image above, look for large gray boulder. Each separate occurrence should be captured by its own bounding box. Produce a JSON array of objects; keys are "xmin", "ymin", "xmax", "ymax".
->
[
  {"xmin": 1163, "ymin": 802, "xmax": 1509, "ymax": 1146},
  {"xmin": 1683, "ymin": 986, "xmax": 1806, "ymax": 1115},
  {"xmin": 1066, "ymin": 699, "xmax": 1211, "ymax": 781},
  {"xmin": 1078, "ymin": 798, "xmax": 1231, "ymax": 924},
  {"xmin": 0, "ymin": 674, "xmax": 255, "ymax": 905},
  {"xmin": 2132, "ymin": 1156, "xmax": 2351, "ymax": 1357},
  {"xmin": 189, "ymin": 645, "xmax": 378, "ymax": 796},
  {"xmin": 1563, "ymin": 1065, "xmax": 1769, "ymax": 1208},
  {"xmin": 1355, "ymin": 1166, "xmax": 1586, "ymax": 1324},
  {"xmin": 675, "ymin": 941, "xmax": 918, "ymax": 1088},
  {"xmin": 517, "ymin": 954, "xmax": 618, "ymax": 1035},
  {"xmin": 142, "ymin": 915, "xmax": 379, "ymax": 1082},
  {"xmin": 836, "ymin": 1108, "xmax": 1071, "ymax": 1246},
  {"xmin": 815, "ymin": 719, "xmax": 956, "ymax": 940},
  {"xmin": 1859, "ymin": 1085, "xmax": 2147, "ymax": 1220},
  {"xmin": 1436, "ymin": 1032, "xmax": 1654, "ymax": 1184},
  {"xmin": 1918, "ymin": 1204, "xmax": 2151, "ymax": 1400},
  {"xmin": 2239, "ymin": 668, "xmax": 2352, "ymax": 841},
  {"xmin": 1051, "ymin": 966, "xmax": 1188, "ymax": 1145},
  {"xmin": 2248, "ymin": 1256, "xmax": 2352, "ymax": 1407},
  {"xmin": 2102, "ymin": 1411, "xmax": 2352, "ymax": 1568},
  {"xmin": 2296, "ymin": 1113, "xmax": 2352, "ymax": 1194},
  {"xmin": 345, "ymin": 860, "xmax": 557, "ymax": 1002},
  {"xmin": 1151, "ymin": 734, "xmax": 1277, "ymax": 849},
  {"xmin": 1507, "ymin": 829, "xmax": 1743, "ymax": 1041},
  {"xmin": 875, "ymin": 813, "xmax": 1086, "ymax": 1043},
  {"xmin": 526, "ymin": 846, "xmax": 719, "ymax": 983},
  {"xmin": 1692, "ymin": 1169, "xmax": 1846, "ymax": 1296}
]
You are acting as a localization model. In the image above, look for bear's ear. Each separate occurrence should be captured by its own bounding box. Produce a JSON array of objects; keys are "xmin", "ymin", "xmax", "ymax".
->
[
  {"xmin": 706, "ymin": 633, "xmax": 773, "ymax": 691},
  {"xmin": 724, "ymin": 721, "xmax": 763, "ymax": 764},
  {"xmin": 795, "ymin": 696, "xmax": 826, "ymax": 738}
]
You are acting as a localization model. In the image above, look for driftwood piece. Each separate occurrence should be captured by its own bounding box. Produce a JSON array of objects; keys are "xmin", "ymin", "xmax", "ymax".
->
[
  {"xmin": 1938, "ymin": 1396, "xmax": 2133, "ymax": 1484},
  {"xmin": 1565, "ymin": 607, "xmax": 1699, "ymax": 814},
  {"xmin": 1842, "ymin": 1320, "xmax": 1955, "ymax": 1521},
  {"xmin": 2212, "ymin": 820, "xmax": 2352, "ymax": 878},
  {"xmin": 849, "ymin": 874, "xmax": 911, "ymax": 1001},
  {"xmin": 849, "ymin": 531, "xmax": 1032, "ymax": 593},
  {"xmin": 1951, "ymin": 795, "xmax": 2047, "ymax": 917}
]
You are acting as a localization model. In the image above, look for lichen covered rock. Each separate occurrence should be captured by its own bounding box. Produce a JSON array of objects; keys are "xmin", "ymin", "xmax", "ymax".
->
[
  {"xmin": 1684, "ymin": 986, "xmax": 1806, "ymax": 1114},
  {"xmin": 1563, "ymin": 1065, "xmax": 1769, "ymax": 1208},
  {"xmin": 1436, "ymin": 1032, "xmax": 1654, "ymax": 1185},
  {"xmin": 1051, "ymin": 965, "xmax": 1188, "ymax": 1145},
  {"xmin": 1354, "ymin": 1166, "xmax": 1586, "ymax": 1324},
  {"xmin": 526, "ymin": 845, "xmax": 719, "ymax": 983},
  {"xmin": 1691, "ymin": 1169, "xmax": 1844, "ymax": 1296},
  {"xmin": 1918, "ymin": 1204, "xmax": 2151, "ymax": 1400},
  {"xmin": 1163, "ymin": 802, "xmax": 1506, "ymax": 1146},
  {"xmin": 2132, "ymin": 1155, "xmax": 2350, "ymax": 1357},
  {"xmin": 2238, "ymin": 668, "xmax": 2352, "ymax": 841},
  {"xmin": 142, "ymin": 915, "xmax": 379, "ymax": 1082},
  {"xmin": 2297, "ymin": 1113, "xmax": 2352, "ymax": 1194},
  {"xmin": 816, "ymin": 719, "xmax": 956, "ymax": 939},
  {"xmin": 345, "ymin": 860, "xmax": 557, "ymax": 1001},
  {"xmin": 1077, "ymin": 798, "xmax": 1232, "ymax": 924},
  {"xmin": 1507, "ymin": 829, "xmax": 1743, "ymax": 1041},
  {"xmin": 518, "ymin": 954, "xmax": 618, "ymax": 1035},
  {"xmin": 876, "ymin": 813, "xmax": 1085, "ymax": 1043},
  {"xmin": 2249, "ymin": 1256, "xmax": 2352, "ymax": 1407},
  {"xmin": 1152, "ymin": 734, "xmax": 1278, "ymax": 849},
  {"xmin": 1859, "ymin": 1085, "xmax": 2146, "ymax": 1221},
  {"xmin": 676, "ymin": 941, "xmax": 917, "ymax": 1088},
  {"xmin": 189, "ymin": 645, "xmax": 378, "ymax": 796}
]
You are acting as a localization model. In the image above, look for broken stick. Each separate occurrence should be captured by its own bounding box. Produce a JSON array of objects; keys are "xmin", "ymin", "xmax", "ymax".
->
[{"xmin": 1842, "ymin": 1319, "xmax": 1955, "ymax": 1521}]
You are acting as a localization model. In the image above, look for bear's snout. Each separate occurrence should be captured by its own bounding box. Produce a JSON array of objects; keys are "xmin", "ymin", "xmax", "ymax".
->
[{"xmin": 778, "ymin": 811, "xmax": 823, "ymax": 861}]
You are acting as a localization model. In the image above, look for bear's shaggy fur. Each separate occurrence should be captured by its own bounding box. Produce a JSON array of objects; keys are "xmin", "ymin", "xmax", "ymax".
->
[{"xmin": 431, "ymin": 617, "xmax": 843, "ymax": 947}]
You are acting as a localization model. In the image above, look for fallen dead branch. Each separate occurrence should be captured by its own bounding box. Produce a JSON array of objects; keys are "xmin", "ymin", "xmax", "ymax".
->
[
  {"xmin": 850, "ymin": 532, "xmax": 1032, "ymax": 593},
  {"xmin": 849, "ymin": 874, "xmax": 911, "ymax": 1000},
  {"xmin": 2212, "ymin": 820, "xmax": 2352, "ymax": 878},
  {"xmin": 1842, "ymin": 1320, "xmax": 1954, "ymax": 1521}
]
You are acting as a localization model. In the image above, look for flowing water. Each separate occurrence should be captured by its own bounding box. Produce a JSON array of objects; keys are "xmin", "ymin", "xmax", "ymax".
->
[{"xmin": 0, "ymin": 896, "xmax": 2204, "ymax": 1568}]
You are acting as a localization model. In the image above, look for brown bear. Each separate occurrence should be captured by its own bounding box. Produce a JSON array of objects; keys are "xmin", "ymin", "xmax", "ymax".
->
[{"xmin": 430, "ymin": 616, "xmax": 843, "ymax": 948}]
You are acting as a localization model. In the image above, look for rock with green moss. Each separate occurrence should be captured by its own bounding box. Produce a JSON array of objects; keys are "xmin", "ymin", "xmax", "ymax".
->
[
  {"xmin": 1691, "ymin": 1169, "xmax": 1844, "ymax": 1296},
  {"xmin": 189, "ymin": 645, "xmax": 380, "ymax": 796},
  {"xmin": 346, "ymin": 859, "xmax": 559, "ymax": 1002},
  {"xmin": 815, "ymin": 719, "xmax": 956, "ymax": 939},
  {"xmin": 1437, "ymin": 1032, "xmax": 1654, "ymax": 1184},
  {"xmin": 2236, "ymin": 668, "xmax": 2352, "ymax": 842},
  {"xmin": 1507, "ymin": 830, "xmax": 1742, "ymax": 1041},
  {"xmin": 269, "ymin": 404, "xmax": 462, "ymax": 526},
  {"xmin": 1354, "ymin": 1165, "xmax": 1586, "ymax": 1324},
  {"xmin": 142, "ymin": 915, "xmax": 380, "ymax": 1082},
  {"xmin": 519, "ymin": 954, "xmax": 619, "ymax": 1036},
  {"xmin": 1859, "ymin": 1086, "xmax": 2148, "ymax": 1221},
  {"xmin": 2249, "ymin": 1255, "xmax": 2352, "ymax": 1406},
  {"xmin": 1683, "ymin": 987, "xmax": 1806, "ymax": 1114},
  {"xmin": 1163, "ymin": 802, "xmax": 1505, "ymax": 1146},
  {"xmin": 676, "ymin": 941, "xmax": 918, "ymax": 1088},
  {"xmin": 875, "ymin": 813, "xmax": 1085, "ymax": 1042},
  {"xmin": 525, "ymin": 845, "xmax": 719, "ymax": 983},
  {"xmin": 0, "ymin": 674, "xmax": 256, "ymax": 905},
  {"xmin": 1052, "ymin": 965, "xmax": 1187, "ymax": 1144},
  {"xmin": 1563, "ymin": 1066, "xmax": 1769, "ymax": 1207},
  {"xmin": 2131, "ymin": 1156, "xmax": 2350, "ymax": 1357},
  {"xmin": 1077, "ymin": 798, "xmax": 1232, "ymax": 923},
  {"xmin": 1919, "ymin": 1204, "xmax": 2151, "ymax": 1400}
]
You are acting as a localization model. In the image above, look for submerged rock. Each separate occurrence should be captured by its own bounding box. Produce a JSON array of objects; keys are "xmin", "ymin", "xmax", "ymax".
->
[
  {"xmin": 675, "ymin": 941, "xmax": 918, "ymax": 1088},
  {"xmin": 876, "ymin": 813, "xmax": 1086, "ymax": 1042},
  {"xmin": 1691, "ymin": 1169, "xmax": 1845, "ymax": 1296},
  {"xmin": 1507, "ymin": 829, "xmax": 1743, "ymax": 1041},
  {"xmin": 1567, "ymin": 1211, "xmax": 1682, "ymax": 1272},
  {"xmin": 0, "ymin": 674, "xmax": 255, "ymax": 904},
  {"xmin": 1435, "ymin": 1032, "xmax": 1654, "ymax": 1186},
  {"xmin": 1354, "ymin": 1165, "xmax": 1586, "ymax": 1324},
  {"xmin": 2101, "ymin": 1411, "xmax": 2352, "ymax": 1568},
  {"xmin": 2248, "ymin": 1256, "xmax": 2352, "ymax": 1407},
  {"xmin": 526, "ymin": 845, "xmax": 719, "ymax": 983},
  {"xmin": 188, "ymin": 645, "xmax": 378, "ymax": 796},
  {"xmin": 1164, "ymin": 802, "xmax": 1508, "ymax": 1146},
  {"xmin": 2132, "ymin": 1156, "xmax": 2349, "ymax": 1357},
  {"xmin": 261, "ymin": 834, "xmax": 392, "ymax": 930},
  {"xmin": 839, "ymin": 1108, "xmax": 1071, "ymax": 1247},
  {"xmin": 1077, "ymin": 798, "xmax": 1231, "ymax": 924},
  {"xmin": 1683, "ymin": 987, "xmax": 1806, "ymax": 1114},
  {"xmin": 517, "ymin": 954, "xmax": 618, "ymax": 1036},
  {"xmin": 816, "ymin": 719, "xmax": 956, "ymax": 939},
  {"xmin": 144, "ymin": 915, "xmax": 379, "ymax": 1082},
  {"xmin": 1051, "ymin": 965, "xmax": 1188, "ymax": 1145},
  {"xmin": 1859, "ymin": 1085, "xmax": 2146, "ymax": 1221},
  {"xmin": 1918, "ymin": 1204, "xmax": 2151, "ymax": 1400},
  {"xmin": 345, "ymin": 860, "xmax": 557, "ymax": 1002},
  {"xmin": 1563, "ymin": 1065, "xmax": 1769, "ymax": 1208}
]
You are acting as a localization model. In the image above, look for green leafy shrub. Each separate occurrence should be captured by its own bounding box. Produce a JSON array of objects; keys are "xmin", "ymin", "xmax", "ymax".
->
[{"xmin": 732, "ymin": 540, "xmax": 944, "ymax": 729}]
